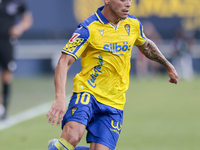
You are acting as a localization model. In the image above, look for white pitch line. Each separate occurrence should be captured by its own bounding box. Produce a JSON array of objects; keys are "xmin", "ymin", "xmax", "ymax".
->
[{"xmin": 0, "ymin": 95, "xmax": 70, "ymax": 131}]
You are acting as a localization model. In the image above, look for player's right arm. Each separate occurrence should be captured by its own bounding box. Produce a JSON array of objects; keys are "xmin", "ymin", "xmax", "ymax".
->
[
  {"xmin": 46, "ymin": 54, "xmax": 75, "ymax": 126},
  {"xmin": 47, "ymin": 23, "xmax": 89, "ymax": 126}
]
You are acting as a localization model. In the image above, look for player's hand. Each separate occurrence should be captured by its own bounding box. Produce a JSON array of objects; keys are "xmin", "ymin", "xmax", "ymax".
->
[
  {"xmin": 167, "ymin": 66, "xmax": 178, "ymax": 84},
  {"xmin": 46, "ymin": 100, "xmax": 66, "ymax": 126}
]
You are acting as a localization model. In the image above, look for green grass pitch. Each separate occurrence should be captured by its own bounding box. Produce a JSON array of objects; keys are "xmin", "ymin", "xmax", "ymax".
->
[{"xmin": 0, "ymin": 75, "xmax": 200, "ymax": 150}]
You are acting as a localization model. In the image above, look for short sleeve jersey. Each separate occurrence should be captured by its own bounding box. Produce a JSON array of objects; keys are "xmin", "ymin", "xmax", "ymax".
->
[
  {"xmin": 0, "ymin": 0, "xmax": 27, "ymax": 39},
  {"xmin": 63, "ymin": 6, "xmax": 146, "ymax": 110}
]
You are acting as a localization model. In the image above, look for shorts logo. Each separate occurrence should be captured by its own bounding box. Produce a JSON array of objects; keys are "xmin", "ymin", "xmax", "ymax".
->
[
  {"xmin": 110, "ymin": 120, "xmax": 122, "ymax": 134},
  {"xmin": 72, "ymin": 107, "xmax": 78, "ymax": 115},
  {"xmin": 63, "ymin": 33, "xmax": 84, "ymax": 53}
]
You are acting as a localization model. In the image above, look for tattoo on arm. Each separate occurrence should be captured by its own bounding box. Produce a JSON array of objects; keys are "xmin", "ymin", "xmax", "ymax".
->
[{"xmin": 140, "ymin": 39, "xmax": 168, "ymax": 67}]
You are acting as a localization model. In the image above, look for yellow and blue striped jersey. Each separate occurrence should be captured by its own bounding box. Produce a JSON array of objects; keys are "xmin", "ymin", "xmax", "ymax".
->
[{"xmin": 62, "ymin": 6, "xmax": 146, "ymax": 110}]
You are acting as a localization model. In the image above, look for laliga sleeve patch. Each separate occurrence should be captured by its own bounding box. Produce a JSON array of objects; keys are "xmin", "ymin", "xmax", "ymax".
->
[
  {"xmin": 69, "ymin": 33, "xmax": 80, "ymax": 43},
  {"xmin": 63, "ymin": 33, "xmax": 84, "ymax": 53}
]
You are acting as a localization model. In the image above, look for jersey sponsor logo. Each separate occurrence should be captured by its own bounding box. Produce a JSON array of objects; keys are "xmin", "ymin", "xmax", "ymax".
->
[
  {"xmin": 103, "ymin": 42, "xmax": 131, "ymax": 53},
  {"xmin": 110, "ymin": 120, "xmax": 122, "ymax": 134},
  {"xmin": 124, "ymin": 24, "xmax": 130, "ymax": 35},
  {"xmin": 64, "ymin": 33, "xmax": 83, "ymax": 53},
  {"xmin": 87, "ymin": 56, "xmax": 104, "ymax": 88}
]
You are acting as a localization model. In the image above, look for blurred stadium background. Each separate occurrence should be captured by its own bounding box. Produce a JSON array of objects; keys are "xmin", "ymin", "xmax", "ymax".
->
[
  {"xmin": 14, "ymin": 0, "xmax": 200, "ymax": 77},
  {"xmin": 0, "ymin": 0, "xmax": 200, "ymax": 150}
]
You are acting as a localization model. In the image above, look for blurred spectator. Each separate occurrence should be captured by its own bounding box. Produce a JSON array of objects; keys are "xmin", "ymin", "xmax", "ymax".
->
[
  {"xmin": 170, "ymin": 27, "xmax": 195, "ymax": 81},
  {"xmin": 135, "ymin": 20, "xmax": 163, "ymax": 78},
  {"xmin": 0, "ymin": 0, "xmax": 33, "ymax": 120}
]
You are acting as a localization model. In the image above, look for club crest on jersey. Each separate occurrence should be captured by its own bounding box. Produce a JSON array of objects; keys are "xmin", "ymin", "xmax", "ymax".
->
[
  {"xmin": 72, "ymin": 107, "xmax": 78, "ymax": 115},
  {"xmin": 124, "ymin": 24, "xmax": 130, "ymax": 35}
]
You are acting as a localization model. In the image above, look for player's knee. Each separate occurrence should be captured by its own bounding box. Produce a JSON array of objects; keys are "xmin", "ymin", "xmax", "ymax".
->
[
  {"xmin": 61, "ymin": 121, "xmax": 85, "ymax": 146},
  {"xmin": 68, "ymin": 131, "xmax": 82, "ymax": 145}
]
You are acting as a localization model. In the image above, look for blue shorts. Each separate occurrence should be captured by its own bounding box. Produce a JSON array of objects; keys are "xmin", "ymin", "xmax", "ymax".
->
[{"xmin": 62, "ymin": 92, "xmax": 123, "ymax": 150}]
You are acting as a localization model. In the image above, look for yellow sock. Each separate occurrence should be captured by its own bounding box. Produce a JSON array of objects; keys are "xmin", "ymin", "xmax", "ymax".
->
[{"xmin": 55, "ymin": 138, "xmax": 74, "ymax": 150}]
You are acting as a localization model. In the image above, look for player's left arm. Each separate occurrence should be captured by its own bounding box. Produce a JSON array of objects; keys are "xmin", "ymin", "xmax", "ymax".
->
[{"xmin": 137, "ymin": 39, "xmax": 178, "ymax": 84}]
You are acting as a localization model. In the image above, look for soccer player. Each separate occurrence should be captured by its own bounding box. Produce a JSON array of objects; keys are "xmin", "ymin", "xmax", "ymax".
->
[
  {"xmin": 0, "ymin": 0, "xmax": 33, "ymax": 120},
  {"xmin": 47, "ymin": 0, "xmax": 178, "ymax": 150}
]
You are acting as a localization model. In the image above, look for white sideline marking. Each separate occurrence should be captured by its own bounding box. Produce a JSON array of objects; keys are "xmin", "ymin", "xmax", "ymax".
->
[{"xmin": 0, "ymin": 95, "xmax": 70, "ymax": 131}]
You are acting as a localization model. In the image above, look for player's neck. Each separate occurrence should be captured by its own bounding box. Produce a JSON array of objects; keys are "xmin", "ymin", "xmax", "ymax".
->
[{"xmin": 101, "ymin": 7, "xmax": 120, "ymax": 26}]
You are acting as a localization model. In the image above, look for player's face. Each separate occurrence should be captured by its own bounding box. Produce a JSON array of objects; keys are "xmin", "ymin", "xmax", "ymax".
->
[{"xmin": 107, "ymin": 0, "xmax": 132, "ymax": 19}]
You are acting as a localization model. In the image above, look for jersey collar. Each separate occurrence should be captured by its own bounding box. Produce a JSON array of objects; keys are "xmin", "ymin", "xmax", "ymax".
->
[
  {"xmin": 95, "ymin": 6, "xmax": 127, "ymax": 24},
  {"xmin": 95, "ymin": 6, "xmax": 109, "ymax": 24}
]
